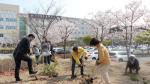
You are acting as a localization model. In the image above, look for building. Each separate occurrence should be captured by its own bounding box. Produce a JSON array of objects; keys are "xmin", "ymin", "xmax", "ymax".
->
[
  {"xmin": 0, "ymin": 3, "xmax": 19, "ymax": 44},
  {"xmin": 26, "ymin": 14, "xmax": 93, "ymax": 43},
  {"xmin": 19, "ymin": 14, "xmax": 29, "ymax": 39},
  {"xmin": 64, "ymin": 17, "xmax": 92, "ymax": 40}
]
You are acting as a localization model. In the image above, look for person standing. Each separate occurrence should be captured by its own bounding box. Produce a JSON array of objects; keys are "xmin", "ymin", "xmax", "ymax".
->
[
  {"xmin": 13, "ymin": 34, "xmax": 37, "ymax": 82},
  {"xmin": 32, "ymin": 45, "xmax": 40, "ymax": 65},
  {"xmin": 90, "ymin": 38, "xmax": 111, "ymax": 84},
  {"xmin": 71, "ymin": 46, "xmax": 87, "ymax": 79},
  {"xmin": 50, "ymin": 45, "xmax": 55, "ymax": 62},
  {"xmin": 41, "ymin": 37, "xmax": 51, "ymax": 64}
]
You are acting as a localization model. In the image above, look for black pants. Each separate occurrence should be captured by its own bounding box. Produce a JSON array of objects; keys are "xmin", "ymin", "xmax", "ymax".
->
[
  {"xmin": 35, "ymin": 55, "xmax": 40, "ymax": 65},
  {"xmin": 44, "ymin": 55, "xmax": 51, "ymax": 64},
  {"xmin": 71, "ymin": 58, "xmax": 84, "ymax": 77},
  {"xmin": 14, "ymin": 55, "xmax": 33, "ymax": 79}
]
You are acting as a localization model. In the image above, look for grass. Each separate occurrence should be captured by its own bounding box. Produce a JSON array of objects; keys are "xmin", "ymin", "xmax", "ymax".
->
[
  {"xmin": 0, "ymin": 57, "xmax": 36, "ymax": 73},
  {"xmin": 129, "ymin": 74, "xmax": 139, "ymax": 81}
]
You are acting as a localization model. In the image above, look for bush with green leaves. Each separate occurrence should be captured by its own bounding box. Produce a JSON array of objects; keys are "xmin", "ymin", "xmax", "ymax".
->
[
  {"xmin": 41, "ymin": 61, "xmax": 59, "ymax": 77},
  {"xmin": 129, "ymin": 74, "xmax": 139, "ymax": 81}
]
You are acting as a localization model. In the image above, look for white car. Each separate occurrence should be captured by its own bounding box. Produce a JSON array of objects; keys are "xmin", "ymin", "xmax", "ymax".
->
[
  {"xmin": 109, "ymin": 51, "xmax": 136, "ymax": 62},
  {"xmin": 88, "ymin": 50, "xmax": 98, "ymax": 60}
]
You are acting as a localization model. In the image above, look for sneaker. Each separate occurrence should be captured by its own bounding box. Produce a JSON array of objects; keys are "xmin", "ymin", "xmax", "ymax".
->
[
  {"xmin": 29, "ymin": 71, "xmax": 37, "ymax": 75},
  {"xmin": 90, "ymin": 78, "xmax": 94, "ymax": 83},
  {"xmin": 71, "ymin": 75, "xmax": 77, "ymax": 79}
]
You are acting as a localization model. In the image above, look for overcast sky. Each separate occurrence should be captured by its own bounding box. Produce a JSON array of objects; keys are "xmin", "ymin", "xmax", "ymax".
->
[{"xmin": 0, "ymin": 0, "xmax": 150, "ymax": 18}]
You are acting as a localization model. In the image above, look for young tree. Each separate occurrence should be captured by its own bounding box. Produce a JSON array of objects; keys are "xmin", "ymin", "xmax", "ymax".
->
[{"xmin": 53, "ymin": 20, "xmax": 78, "ymax": 58}]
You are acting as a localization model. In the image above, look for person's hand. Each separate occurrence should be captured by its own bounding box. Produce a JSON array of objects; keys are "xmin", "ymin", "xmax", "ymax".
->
[
  {"xmin": 29, "ymin": 53, "xmax": 32, "ymax": 56},
  {"xmin": 96, "ymin": 60, "xmax": 100, "ymax": 65},
  {"xmin": 85, "ymin": 57, "xmax": 88, "ymax": 60},
  {"xmin": 78, "ymin": 64, "xmax": 83, "ymax": 67}
]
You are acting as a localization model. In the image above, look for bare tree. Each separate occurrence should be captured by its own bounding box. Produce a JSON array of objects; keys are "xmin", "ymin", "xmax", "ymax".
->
[
  {"xmin": 25, "ymin": 0, "xmax": 62, "ymax": 44},
  {"xmin": 53, "ymin": 20, "xmax": 78, "ymax": 58}
]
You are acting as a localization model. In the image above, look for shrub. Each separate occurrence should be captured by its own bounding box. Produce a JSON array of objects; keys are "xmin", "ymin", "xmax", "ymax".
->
[
  {"xmin": 0, "ymin": 48, "xmax": 14, "ymax": 54},
  {"xmin": 40, "ymin": 61, "xmax": 59, "ymax": 77},
  {"xmin": 129, "ymin": 74, "xmax": 139, "ymax": 81}
]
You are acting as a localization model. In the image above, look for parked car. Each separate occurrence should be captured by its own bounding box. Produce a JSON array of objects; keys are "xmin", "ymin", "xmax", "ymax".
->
[
  {"xmin": 109, "ymin": 51, "xmax": 136, "ymax": 62},
  {"xmin": 85, "ymin": 47, "xmax": 96, "ymax": 52},
  {"xmin": 88, "ymin": 50, "xmax": 98, "ymax": 60},
  {"xmin": 54, "ymin": 48, "xmax": 71, "ymax": 54}
]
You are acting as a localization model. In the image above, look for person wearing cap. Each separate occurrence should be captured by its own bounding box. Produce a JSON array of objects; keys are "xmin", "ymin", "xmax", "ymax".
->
[
  {"xmin": 90, "ymin": 38, "xmax": 111, "ymax": 84},
  {"xmin": 13, "ymin": 34, "xmax": 37, "ymax": 82},
  {"xmin": 71, "ymin": 46, "xmax": 87, "ymax": 79}
]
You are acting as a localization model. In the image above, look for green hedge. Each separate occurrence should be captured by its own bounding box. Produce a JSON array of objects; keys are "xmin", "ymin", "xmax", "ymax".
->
[{"xmin": 0, "ymin": 48, "xmax": 14, "ymax": 54}]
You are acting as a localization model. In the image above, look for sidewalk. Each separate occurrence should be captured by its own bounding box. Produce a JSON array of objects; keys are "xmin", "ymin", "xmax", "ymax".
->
[{"xmin": 0, "ymin": 54, "xmax": 12, "ymax": 60}]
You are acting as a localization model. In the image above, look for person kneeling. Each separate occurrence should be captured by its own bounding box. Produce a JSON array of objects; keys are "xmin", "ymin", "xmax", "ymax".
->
[{"xmin": 125, "ymin": 56, "xmax": 140, "ymax": 74}]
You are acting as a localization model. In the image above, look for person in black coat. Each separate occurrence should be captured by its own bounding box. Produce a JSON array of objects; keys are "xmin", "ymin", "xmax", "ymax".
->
[
  {"xmin": 125, "ymin": 56, "xmax": 140, "ymax": 74},
  {"xmin": 13, "ymin": 34, "xmax": 37, "ymax": 81}
]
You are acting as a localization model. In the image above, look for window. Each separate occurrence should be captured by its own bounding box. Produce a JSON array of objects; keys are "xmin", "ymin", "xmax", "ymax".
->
[
  {"xmin": 0, "ymin": 26, "xmax": 4, "ymax": 29},
  {"xmin": 6, "ymin": 18, "xmax": 16, "ymax": 22},
  {"xmin": 6, "ymin": 26, "xmax": 16, "ymax": 29},
  {"xmin": 109, "ymin": 53, "xmax": 116, "ymax": 56},
  {"xmin": 0, "ymin": 18, "xmax": 3, "ymax": 21},
  {"xmin": 118, "ymin": 52, "xmax": 127, "ymax": 55},
  {"xmin": 0, "ymin": 34, "xmax": 3, "ymax": 37},
  {"xmin": 94, "ymin": 52, "xmax": 98, "ymax": 54}
]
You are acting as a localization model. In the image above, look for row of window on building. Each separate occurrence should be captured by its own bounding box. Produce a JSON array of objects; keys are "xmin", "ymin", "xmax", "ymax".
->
[
  {"xmin": 0, "ymin": 25, "xmax": 16, "ymax": 29},
  {"xmin": 0, "ymin": 18, "xmax": 16, "ymax": 22},
  {"xmin": 74, "ymin": 32, "xmax": 89, "ymax": 34}
]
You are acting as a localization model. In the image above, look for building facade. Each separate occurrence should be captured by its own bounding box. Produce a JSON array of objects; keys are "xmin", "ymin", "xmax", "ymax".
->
[
  {"xmin": 0, "ymin": 3, "xmax": 19, "ymax": 43},
  {"xmin": 64, "ymin": 17, "xmax": 92, "ymax": 40},
  {"xmin": 19, "ymin": 14, "xmax": 29, "ymax": 39}
]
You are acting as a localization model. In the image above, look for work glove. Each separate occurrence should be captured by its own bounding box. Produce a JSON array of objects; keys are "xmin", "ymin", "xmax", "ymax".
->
[{"xmin": 96, "ymin": 60, "xmax": 101, "ymax": 65}]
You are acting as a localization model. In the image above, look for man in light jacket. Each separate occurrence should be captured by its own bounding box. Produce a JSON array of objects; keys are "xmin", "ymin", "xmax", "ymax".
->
[{"xmin": 90, "ymin": 38, "xmax": 111, "ymax": 84}]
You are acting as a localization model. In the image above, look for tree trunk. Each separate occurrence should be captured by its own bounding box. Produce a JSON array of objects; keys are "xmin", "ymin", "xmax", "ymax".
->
[
  {"xmin": 63, "ymin": 39, "xmax": 67, "ymax": 59},
  {"xmin": 101, "ymin": 26, "xmax": 104, "ymax": 41},
  {"xmin": 148, "ymin": 45, "xmax": 150, "ymax": 55},
  {"xmin": 125, "ymin": 25, "xmax": 129, "ymax": 73}
]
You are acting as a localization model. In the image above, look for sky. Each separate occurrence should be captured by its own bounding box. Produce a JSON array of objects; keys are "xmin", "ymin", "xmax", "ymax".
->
[{"xmin": 0, "ymin": 0, "xmax": 150, "ymax": 18}]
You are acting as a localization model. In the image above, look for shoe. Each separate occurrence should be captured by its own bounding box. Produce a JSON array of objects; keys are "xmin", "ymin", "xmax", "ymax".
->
[
  {"xmin": 89, "ymin": 78, "xmax": 94, "ymax": 83},
  {"xmin": 16, "ymin": 78, "xmax": 22, "ymax": 82},
  {"xmin": 29, "ymin": 71, "xmax": 37, "ymax": 75},
  {"xmin": 71, "ymin": 75, "xmax": 77, "ymax": 79}
]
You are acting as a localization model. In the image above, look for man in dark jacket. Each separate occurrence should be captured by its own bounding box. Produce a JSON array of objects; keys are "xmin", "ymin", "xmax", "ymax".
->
[{"xmin": 13, "ymin": 34, "xmax": 37, "ymax": 81}]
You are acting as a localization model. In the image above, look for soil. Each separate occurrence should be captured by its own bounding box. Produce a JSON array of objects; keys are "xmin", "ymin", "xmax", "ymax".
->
[{"xmin": 0, "ymin": 58, "xmax": 150, "ymax": 84}]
